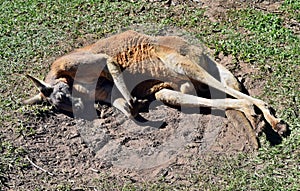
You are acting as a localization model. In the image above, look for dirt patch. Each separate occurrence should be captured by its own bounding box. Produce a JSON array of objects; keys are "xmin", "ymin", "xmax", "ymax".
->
[
  {"xmin": 201, "ymin": 0, "xmax": 284, "ymax": 22},
  {"xmin": 10, "ymin": 102, "xmax": 257, "ymax": 189}
]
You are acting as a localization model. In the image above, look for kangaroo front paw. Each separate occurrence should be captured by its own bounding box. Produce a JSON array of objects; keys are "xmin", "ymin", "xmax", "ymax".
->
[{"xmin": 275, "ymin": 120, "xmax": 290, "ymax": 137}]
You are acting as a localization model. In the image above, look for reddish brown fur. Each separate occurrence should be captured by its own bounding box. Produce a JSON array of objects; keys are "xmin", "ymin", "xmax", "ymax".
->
[{"xmin": 45, "ymin": 31, "xmax": 194, "ymax": 89}]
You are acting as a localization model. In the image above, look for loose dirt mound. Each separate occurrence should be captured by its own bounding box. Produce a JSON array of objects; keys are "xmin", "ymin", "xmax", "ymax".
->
[{"xmin": 80, "ymin": 104, "xmax": 256, "ymax": 172}]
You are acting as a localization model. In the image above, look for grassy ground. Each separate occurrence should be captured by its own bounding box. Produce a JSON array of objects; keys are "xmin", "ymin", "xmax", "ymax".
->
[{"xmin": 0, "ymin": 0, "xmax": 299, "ymax": 190}]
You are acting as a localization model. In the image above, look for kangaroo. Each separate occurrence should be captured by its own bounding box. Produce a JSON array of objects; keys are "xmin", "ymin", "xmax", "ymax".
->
[{"xmin": 24, "ymin": 30, "xmax": 288, "ymax": 140}]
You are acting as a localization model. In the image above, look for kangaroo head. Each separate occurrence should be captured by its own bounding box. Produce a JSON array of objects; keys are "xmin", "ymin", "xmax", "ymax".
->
[{"xmin": 23, "ymin": 75, "xmax": 81, "ymax": 112}]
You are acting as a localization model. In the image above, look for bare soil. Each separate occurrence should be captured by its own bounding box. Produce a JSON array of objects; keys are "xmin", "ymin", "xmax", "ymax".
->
[{"xmin": 3, "ymin": 0, "xmax": 289, "ymax": 190}]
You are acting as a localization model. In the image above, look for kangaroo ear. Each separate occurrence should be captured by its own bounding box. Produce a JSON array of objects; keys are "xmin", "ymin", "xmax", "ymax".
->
[{"xmin": 25, "ymin": 74, "xmax": 53, "ymax": 97}]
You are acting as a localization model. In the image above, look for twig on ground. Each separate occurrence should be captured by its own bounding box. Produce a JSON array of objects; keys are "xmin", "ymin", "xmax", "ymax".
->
[{"xmin": 25, "ymin": 155, "xmax": 54, "ymax": 176}]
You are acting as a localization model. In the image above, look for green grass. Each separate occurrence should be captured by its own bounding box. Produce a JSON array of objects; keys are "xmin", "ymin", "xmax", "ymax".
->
[
  {"xmin": 281, "ymin": 0, "xmax": 300, "ymax": 21},
  {"xmin": 0, "ymin": 0, "xmax": 299, "ymax": 190},
  {"xmin": 201, "ymin": 8, "xmax": 299, "ymax": 118},
  {"xmin": 0, "ymin": 139, "xmax": 27, "ymax": 187}
]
